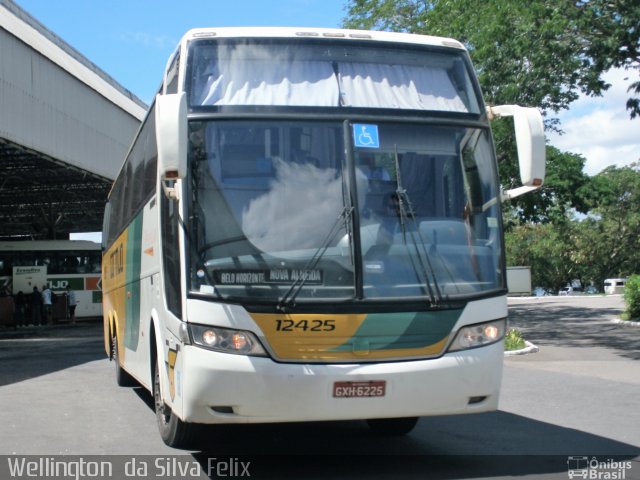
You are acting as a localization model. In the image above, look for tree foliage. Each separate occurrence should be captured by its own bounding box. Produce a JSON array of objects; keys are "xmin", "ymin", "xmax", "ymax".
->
[
  {"xmin": 504, "ymin": 220, "xmax": 575, "ymax": 292},
  {"xmin": 576, "ymin": 0, "xmax": 640, "ymax": 118},
  {"xmin": 506, "ymin": 164, "xmax": 640, "ymax": 291},
  {"xmin": 623, "ymin": 274, "xmax": 640, "ymax": 320},
  {"xmin": 585, "ymin": 164, "xmax": 640, "ymax": 277}
]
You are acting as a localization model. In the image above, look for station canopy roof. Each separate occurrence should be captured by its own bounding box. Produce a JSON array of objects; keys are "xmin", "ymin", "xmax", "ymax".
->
[{"xmin": 0, "ymin": 138, "xmax": 111, "ymax": 240}]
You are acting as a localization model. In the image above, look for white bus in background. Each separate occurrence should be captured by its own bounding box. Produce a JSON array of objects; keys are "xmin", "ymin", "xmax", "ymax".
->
[
  {"xmin": 102, "ymin": 27, "xmax": 546, "ymax": 448},
  {"xmin": 0, "ymin": 240, "xmax": 102, "ymax": 318},
  {"xmin": 604, "ymin": 278, "xmax": 627, "ymax": 295}
]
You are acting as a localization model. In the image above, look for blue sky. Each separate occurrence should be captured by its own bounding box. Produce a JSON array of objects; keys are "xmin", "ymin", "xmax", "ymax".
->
[
  {"xmin": 13, "ymin": 0, "xmax": 640, "ymax": 177},
  {"xmin": 16, "ymin": 0, "xmax": 348, "ymax": 104}
]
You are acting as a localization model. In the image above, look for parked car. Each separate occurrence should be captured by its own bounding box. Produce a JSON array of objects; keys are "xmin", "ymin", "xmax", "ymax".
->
[
  {"xmin": 584, "ymin": 286, "xmax": 598, "ymax": 294},
  {"xmin": 558, "ymin": 286, "xmax": 574, "ymax": 296}
]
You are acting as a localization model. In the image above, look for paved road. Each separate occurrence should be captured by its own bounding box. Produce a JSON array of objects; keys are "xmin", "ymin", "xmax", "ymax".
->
[
  {"xmin": 502, "ymin": 295, "xmax": 640, "ymax": 453},
  {"xmin": 0, "ymin": 297, "xmax": 638, "ymax": 479}
]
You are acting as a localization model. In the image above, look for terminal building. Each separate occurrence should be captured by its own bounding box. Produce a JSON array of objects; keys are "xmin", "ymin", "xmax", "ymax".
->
[{"xmin": 0, "ymin": 0, "xmax": 147, "ymax": 240}]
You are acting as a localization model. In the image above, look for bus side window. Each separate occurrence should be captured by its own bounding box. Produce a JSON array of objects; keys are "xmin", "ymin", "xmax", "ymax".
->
[
  {"xmin": 63, "ymin": 255, "xmax": 80, "ymax": 273},
  {"xmin": 161, "ymin": 195, "xmax": 182, "ymax": 318}
]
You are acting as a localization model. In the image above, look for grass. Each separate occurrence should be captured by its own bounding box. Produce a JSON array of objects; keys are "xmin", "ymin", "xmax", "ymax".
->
[
  {"xmin": 620, "ymin": 312, "xmax": 639, "ymax": 322},
  {"xmin": 504, "ymin": 328, "xmax": 526, "ymax": 351}
]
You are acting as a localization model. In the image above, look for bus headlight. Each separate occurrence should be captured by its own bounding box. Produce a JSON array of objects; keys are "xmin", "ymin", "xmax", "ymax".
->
[
  {"xmin": 189, "ymin": 324, "xmax": 267, "ymax": 357},
  {"xmin": 447, "ymin": 319, "xmax": 506, "ymax": 352}
]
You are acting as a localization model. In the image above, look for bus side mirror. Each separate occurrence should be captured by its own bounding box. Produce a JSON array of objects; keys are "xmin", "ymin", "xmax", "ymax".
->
[
  {"xmin": 156, "ymin": 92, "xmax": 187, "ymax": 199},
  {"xmin": 488, "ymin": 105, "xmax": 546, "ymax": 201}
]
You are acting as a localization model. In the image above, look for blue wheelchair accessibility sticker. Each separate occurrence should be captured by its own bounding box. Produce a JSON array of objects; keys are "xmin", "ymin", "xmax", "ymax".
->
[{"xmin": 353, "ymin": 124, "xmax": 380, "ymax": 148}]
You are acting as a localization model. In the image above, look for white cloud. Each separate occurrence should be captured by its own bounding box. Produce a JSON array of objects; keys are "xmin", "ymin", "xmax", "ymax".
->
[{"xmin": 548, "ymin": 68, "xmax": 640, "ymax": 176}]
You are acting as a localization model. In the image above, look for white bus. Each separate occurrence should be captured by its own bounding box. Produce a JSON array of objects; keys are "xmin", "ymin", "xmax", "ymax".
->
[
  {"xmin": 102, "ymin": 27, "xmax": 545, "ymax": 447},
  {"xmin": 0, "ymin": 240, "xmax": 102, "ymax": 318}
]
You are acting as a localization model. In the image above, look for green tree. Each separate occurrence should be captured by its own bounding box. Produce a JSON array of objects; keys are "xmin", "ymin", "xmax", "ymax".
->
[
  {"xmin": 506, "ymin": 165, "xmax": 640, "ymax": 292},
  {"xmin": 569, "ymin": 217, "xmax": 612, "ymax": 291},
  {"xmin": 575, "ymin": 0, "xmax": 640, "ymax": 118},
  {"xmin": 623, "ymin": 275, "xmax": 640, "ymax": 320},
  {"xmin": 504, "ymin": 220, "xmax": 575, "ymax": 292},
  {"xmin": 585, "ymin": 164, "xmax": 640, "ymax": 280}
]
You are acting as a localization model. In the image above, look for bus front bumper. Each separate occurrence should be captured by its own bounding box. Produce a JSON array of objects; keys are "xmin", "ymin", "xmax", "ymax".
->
[{"xmin": 177, "ymin": 342, "xmax": 503, "ymax": 424}]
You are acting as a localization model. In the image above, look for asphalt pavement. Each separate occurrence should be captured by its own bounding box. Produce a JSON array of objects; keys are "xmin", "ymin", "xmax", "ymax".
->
[
  {"xmin": 504, "ymin": 294, "xmax": 640, "ymax": 449},
  {"xmin": 0, "ymin": 297, "xmax": 638, "ymax": 480}
]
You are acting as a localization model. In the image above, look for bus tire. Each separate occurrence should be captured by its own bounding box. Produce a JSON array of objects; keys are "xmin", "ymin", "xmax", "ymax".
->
[
  {"xmin": 112, "ymin": 336, "xmax": 137, "ymax": 387},
  {"xmin": 366, "ymin": 417, "xmax": 419, "ymax": 436},
  {"xmin": 153, "ymin": 359, "xmax": 197, "ymax": 449}
]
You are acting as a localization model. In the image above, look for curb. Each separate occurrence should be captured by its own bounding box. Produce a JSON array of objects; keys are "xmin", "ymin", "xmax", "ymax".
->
[
  {"xmin": 504, "ymin": 340, "xmax": 539, "ymax": 356},
  {"xmin": 0, "ymin": 320, "xmax": 101, "ymax": 340},
  {"xmin": 611, "ymin": 318, "xmax": 640, "ymax": 327}
]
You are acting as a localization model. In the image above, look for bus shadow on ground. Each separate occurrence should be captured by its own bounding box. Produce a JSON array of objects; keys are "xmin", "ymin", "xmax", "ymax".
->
[
  {"xmin": 127, "ymin": 350, "xmax": 639, "ymax": 479},
  {"xmin": 0, "ymin": 322, "xmax": 104, "ymax": 387},
  {"xmin": 508, "ymin": 303, "xmax": 640, "ymax": 361},
  {"xmin": 185, "ymin": 412, "xmax": 638, "ymax": 479}
]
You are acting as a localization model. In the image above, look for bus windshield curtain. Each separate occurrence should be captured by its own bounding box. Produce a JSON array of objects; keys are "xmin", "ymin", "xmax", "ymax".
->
[
  {"xmin": 337, "ymin": 63, "xmax": 468, "ymax": 112},
  {"xmin": 194, "ymin": 60, "xmax": 339, "ymax": 106},
  {"xmin": 193, "ymin": 60, "xmax": 468, "ymax": 112}
]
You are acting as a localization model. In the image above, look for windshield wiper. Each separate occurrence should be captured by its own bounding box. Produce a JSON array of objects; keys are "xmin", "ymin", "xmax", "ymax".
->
[
  {"xmin": 393, "ymin": 147, "xmax": 443, "ymax": 307},
  {"xmin": 277, "ymin": 206, "xmax": 354, "ymax": 311},
  {"xmin": 179, "ymin": 214, "xmax": 221, "ymax": 298}
]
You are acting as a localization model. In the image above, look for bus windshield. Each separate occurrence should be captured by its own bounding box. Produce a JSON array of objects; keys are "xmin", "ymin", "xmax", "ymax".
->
[
  {"xmin": 188, "ymin": 120, "xmax": 502, "ymax": 303},
  {"xmin": 188, "ymin": 40, "xmax": 481, "ymax": 113}
]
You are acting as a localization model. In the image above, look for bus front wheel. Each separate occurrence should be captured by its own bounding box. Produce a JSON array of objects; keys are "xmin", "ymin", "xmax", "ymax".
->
[
  {"xmin": 366, "ymin": 417, "xmax": 419, "ymax": 435},
  {"xmin": 153, "ymin": 359, "xmax": 197, "ymax": 449}
]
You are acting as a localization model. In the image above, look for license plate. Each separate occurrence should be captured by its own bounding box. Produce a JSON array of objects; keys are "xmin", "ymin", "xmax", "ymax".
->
[{"xmin": 333, "ymin": 380, "xmax": 386, "ymax": 398}]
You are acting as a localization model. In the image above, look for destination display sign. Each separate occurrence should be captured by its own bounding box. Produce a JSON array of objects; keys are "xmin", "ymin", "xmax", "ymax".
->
[{"xmin": 214, "ymin": 269, "xmax": 323, "ymax": 286}]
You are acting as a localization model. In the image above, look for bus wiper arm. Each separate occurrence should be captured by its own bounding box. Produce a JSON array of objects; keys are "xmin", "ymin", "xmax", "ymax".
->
[
  {"xmin": 393, "ymin": 147, "xmax": 443, "ymax": 307},
  {"xmin": 277, "ymin": 206, "xmax": 353, "ymax": 311},
  {"xmin": 178, "ymin": 214, "xmax": 220, "ymax": 297}
]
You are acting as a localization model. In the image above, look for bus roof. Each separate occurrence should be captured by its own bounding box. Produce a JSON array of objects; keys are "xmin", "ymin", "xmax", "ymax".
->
[
  {"xmin": 0, "ymin": 240, "xmax": 101, "ymax": 251},
  {"xmin": 180, "ymin": 27, "xmax": 466, "ymax": 51}
]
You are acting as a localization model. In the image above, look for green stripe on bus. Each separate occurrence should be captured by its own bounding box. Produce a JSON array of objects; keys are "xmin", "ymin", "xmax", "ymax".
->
[
  {"xmin": 329, "ymin": 310, "xmax": 461, "ymax": 352},
  {"xmin": 124, "ymin": 213, "xmax": 143, "ymax": 351}
]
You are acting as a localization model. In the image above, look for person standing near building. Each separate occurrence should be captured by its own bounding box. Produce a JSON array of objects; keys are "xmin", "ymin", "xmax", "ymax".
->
[
  {"xmin": 41, "ymin": 284, "xmax": 53, "ymax": 325},
  {"xmin": 14, "ymin": 291, "xmax": 26, "ymax": 326},
  {"xmin": 30, "ymin": 286, "xmax": 42, "ymax": 326},
  {"xmin": 66, "ymin": 286, "xmax": 77, "ymax": 324}
]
